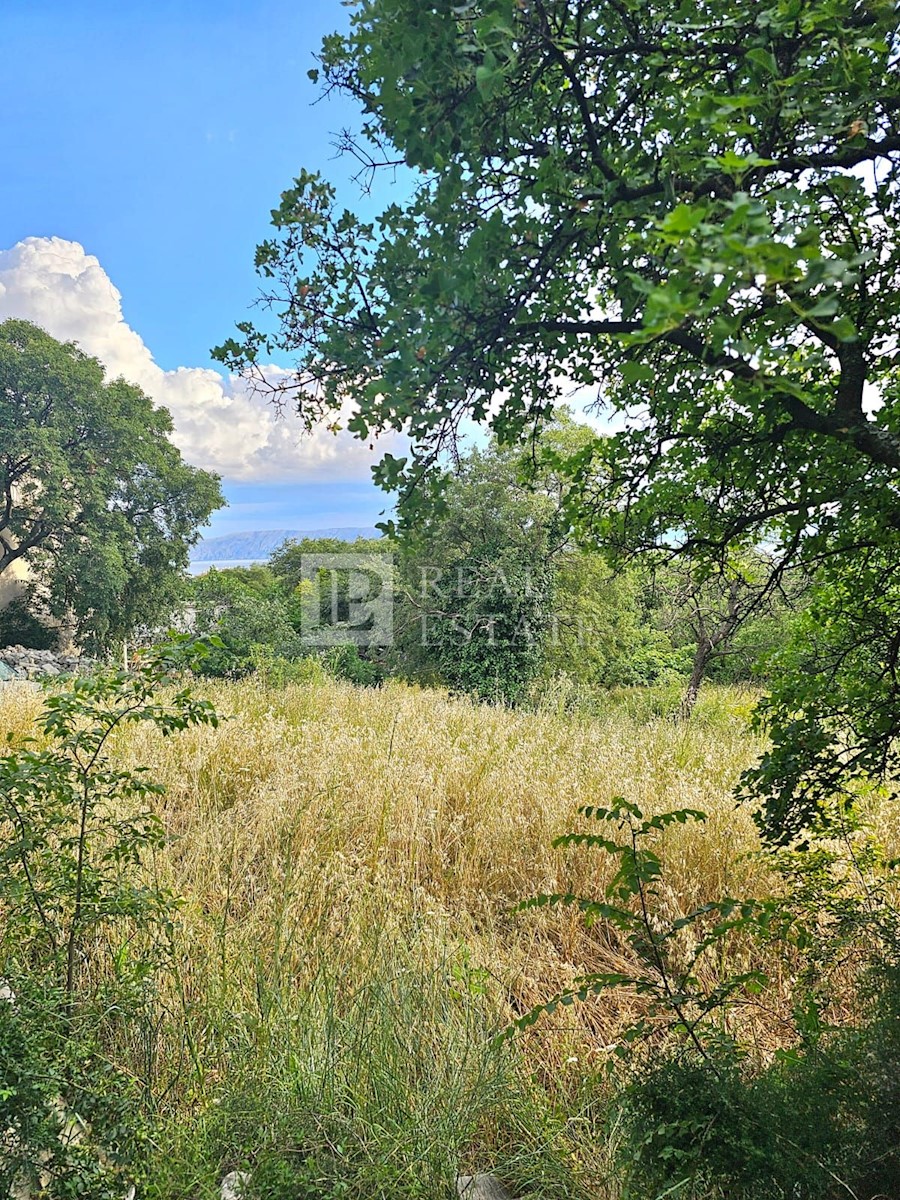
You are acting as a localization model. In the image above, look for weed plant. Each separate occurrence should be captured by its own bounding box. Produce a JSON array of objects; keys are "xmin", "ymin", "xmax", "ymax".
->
[{"xmin": 3, "ymin": 673, "xmax": 896, "ymax": 1196}]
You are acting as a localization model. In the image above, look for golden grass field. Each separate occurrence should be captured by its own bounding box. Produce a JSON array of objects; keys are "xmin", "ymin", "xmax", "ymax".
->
[{"xmin": 5, "ymin": 673, "xmax": 888, "ymax": 1196}]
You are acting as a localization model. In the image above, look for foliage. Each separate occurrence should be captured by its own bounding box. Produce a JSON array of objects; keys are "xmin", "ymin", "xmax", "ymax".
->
[
  {"xmin": 394, "ymin": 443, "xmax": 556, "ymax": 702},
  {"xmin": 616, "ymin": 1044, "xmax": 849, "ymax": 1200},
  {"xmin": 510, "ymin": 800, "xmax": 767, "ymax": 1054},
  {"xmin": 0, "ymin": 636, "xmax": 219, "ymax": 997},
  {"xmin": 218, "ymin": 0, "xmax": 900, "ymax": 836},
  {"xmin": 191, "ymin": 593, "xmax": 305, "ymax": 678},
  {"xmin": 745, "ymin": 553, "xmax": 900, "ymax": 844},
  {"xmin": 0, "ymin": 318, "xmax": 223, "ymax": 651},
  {"xmin": 644, "ymin": 551, "xmax": 808, "ymax": 716},
  {"xmin": 188, "ymin": 564, "xmax": 280, "ymax": 605},
  {"xmin": 218, "ymin": 0, "xmax": 900, "ymax": 545},
  {"xmin": 848, "ymin": 960, "xmax": 900, "ymax": 1199},
  {"xmin": 515, "ymin": 794, "xmax": 900, "ymax": 1197},
  {"xmin": 318, "ymin": 642, "xmax": 384, "ymax": 687},
  {"xmin": 617, "ymin": 956, "xmax": 900, "ymax": 1200},
  {"xmin": 268, "ymin": 536, "xmax": 390, "ymax": 595},
  {"xmin": 0, "ymin": 977, "xmax": 149, "ymax": 1200},
  {"xmin": 273, "ymin": 537, "xmax": 393, "ymax": 674},
  {"xmin": 546, "ymin": 554, "xmax": 684, "ymax": 688},
  {"xmin": 391, "ymin": 419, "xmax": 684, "ymax": 701},
  {"xmin": 187, "ymin": 555, "xmax": 389, "ymax": 685},
  {"xmin": 0, "ymin": 637, "xmax": 220, "ymax": 1198},
  {"xmin": 0, "ymin": 596, "xmax": 57, "ymax": 650}
]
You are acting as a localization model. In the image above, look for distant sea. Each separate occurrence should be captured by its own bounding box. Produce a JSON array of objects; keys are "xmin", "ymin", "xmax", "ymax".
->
[
  {"xmin": 186, "ymin": 528, "xmax": 382, "ymax": 576},
  {"xmin": 186, "ymin": 559, "xmax": 263, "ymax": 576}
]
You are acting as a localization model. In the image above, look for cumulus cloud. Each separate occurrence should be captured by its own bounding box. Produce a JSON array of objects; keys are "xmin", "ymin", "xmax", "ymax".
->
[{"xmin": 0, "ymin": 237, "xmax": 401, "ymax": 482}]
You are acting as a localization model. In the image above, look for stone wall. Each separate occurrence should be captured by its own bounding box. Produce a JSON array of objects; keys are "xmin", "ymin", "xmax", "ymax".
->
[{"xmin": 0, "ymin": 645, "xmax": 91, "ymax": 679}]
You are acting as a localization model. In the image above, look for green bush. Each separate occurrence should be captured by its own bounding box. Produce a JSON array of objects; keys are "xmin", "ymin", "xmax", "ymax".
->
[
  {"xmin": 616, "ymin": 1042, "xmax": 851, "ymax": 1200},
  {"xmin": 845, "ymin": 961, "xmax": 900, "ymax": 1198},
  {"xmin": 514, "ymin": 795, "xmax": 900, "ymax": 1199},
  {"xmin": 193, "ymin": 594, "xmax": 304, "ymax": 677},
  {"xmin": 0, "ymin": 597, "xmax": 57, "ymax": 649},
  {"xmin": 616, "ymin": 962, "xmax": 900, "ymax": 1200},
  {"xmin": 0, "ymin": 639, "xmax": 219, "ymax": 1197},
  {"xmin": 319, "ymin": 643, "xmax": 384, "ymax": 687},
  {"xmin": 0, "ymin": 977, "xmax": 148, "ymax": 1200}
]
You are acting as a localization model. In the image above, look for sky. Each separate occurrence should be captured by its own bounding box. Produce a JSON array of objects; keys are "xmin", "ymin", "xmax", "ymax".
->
[{"xmin": 0, "ymin": 0, "xmax": 406, "ymax": 536}]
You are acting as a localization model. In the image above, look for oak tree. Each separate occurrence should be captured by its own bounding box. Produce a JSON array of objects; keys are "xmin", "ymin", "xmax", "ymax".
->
[
  {"xmin": 219, "ymin": 0, "xmax": 900, "ymax": 838},
  {"xmin": 1, "ymin": 319, "xmax": 223, "ymax": 649}
]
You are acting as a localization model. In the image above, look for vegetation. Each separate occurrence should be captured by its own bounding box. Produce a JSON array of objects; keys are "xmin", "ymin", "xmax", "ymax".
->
[
  {"xmin": 199, "ymin": 0, "xmax": 900, "ymax": 1184},
  {"xmin": 2, "ymin": 1, "xmax": 899, "ymax": 1195},
  {"xmin": 184, "ymin": 428, "xmax": 793, "ymax": 707},
  {"xmin": 0, "ymin": 318, "xmax": 222, "ymax": 650},
  {"xmin": 217, "ymin": 0, "xmax": 900, "ymax": 841},
  {"xmin": 0, "ymin": 641, "xmax": 218, "ymax": 1198},
  {"xmin": 392, "ymin": 443, "xmax": 556, "ymax": 703},
  {"xmin": 2, "ymin": 669, "xmax": 899, "ymax": 1197}
]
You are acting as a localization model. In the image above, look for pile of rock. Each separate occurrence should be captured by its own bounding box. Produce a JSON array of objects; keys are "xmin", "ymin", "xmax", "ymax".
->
[{"xmin": 0, "ymin": 645, "xmax": 91, "ymax": 680}]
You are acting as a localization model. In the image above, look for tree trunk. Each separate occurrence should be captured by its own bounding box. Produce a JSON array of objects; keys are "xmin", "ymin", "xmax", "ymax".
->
[{"xmin": 678, "ymin": 634, "xmax": 712, "ymax": 721}]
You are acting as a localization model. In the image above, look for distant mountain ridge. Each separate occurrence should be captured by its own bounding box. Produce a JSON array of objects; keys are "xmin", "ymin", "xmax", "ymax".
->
[{"xmin": 190, "ymin": 527, "xmax": 381, "ymax": 562}]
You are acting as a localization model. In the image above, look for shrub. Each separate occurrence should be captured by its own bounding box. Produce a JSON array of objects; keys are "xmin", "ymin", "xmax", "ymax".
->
[
  {"xmin": 0, "ymin": 976, "xmax": 148, "ymax": 1200},
  {"xmin": 0, "ymin": 597, "xmax": 57, "ymax": 650},
  {"xmin": 0, "ymin": 637, "xmax": 219, "ymax": 1197},
  {"xmin": 616, "ymin": 1042, "xmax": 852, "ymax": 1200},
  {"xmin": 616, "ymin": 962, "xmax": 900, "ymax": 1200},
  {"xmin": 193, "ymin": 594, "xmax": 304, "ymax": 677},
  {"xmin": 320, "ymin": 643, "xmax": 384, "ymax": 687},
  {"xmin": 514, "ymin": 795, "xmax": 900, "ymax": 1199}
]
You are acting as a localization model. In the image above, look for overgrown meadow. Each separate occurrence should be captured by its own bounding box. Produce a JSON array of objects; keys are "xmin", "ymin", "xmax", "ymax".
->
[{"xmin": 5, "ymin": 670, "xmax": 897, "ymax": 1199}]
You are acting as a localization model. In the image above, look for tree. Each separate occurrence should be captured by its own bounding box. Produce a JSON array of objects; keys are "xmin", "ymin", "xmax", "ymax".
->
[
  {"xmin": 390, "ymin": 417, "xmax": 671, "ymax": 703},
  {"xmin": 742, "ymin": 550, "xmax": 900, "ymax": 843},
  {"xmin": 269, "ymin": 535, "xmax": 390, "ymax": 605},
  {"xmin": 646, "ymin": 552, "xmax": 807, "ymax": 719},
  {"xmin": 186, "ymin": 564, "xmax": 300, "ymax": 676},
  {"xmin": 189, "ymin": 563, "xmax": 279, "ymax": 605},
  {"xmin": 542, "ymin": 551, "xmax": 680, "ymax": 691},
  {"xmin": 0, "ymin": 319, "xmax": 223, "ymax": 649},
  {"xmin": 218, "ymin": 0, "xmax": 900, "ymax": 838},
  {"xmin": 393, "ymin": 442, "xmax": 556, "ymax": 702}
]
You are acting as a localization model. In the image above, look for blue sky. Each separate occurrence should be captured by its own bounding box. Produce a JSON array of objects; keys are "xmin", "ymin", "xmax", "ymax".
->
[{"xmin": 0, "ymin": 0, "xmax": 401, "ymax": 536}]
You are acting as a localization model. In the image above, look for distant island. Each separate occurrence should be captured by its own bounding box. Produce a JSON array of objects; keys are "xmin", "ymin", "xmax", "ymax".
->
[{"xmin": 189, "ymin": 527, "xmax": 381, "ymax": 563}]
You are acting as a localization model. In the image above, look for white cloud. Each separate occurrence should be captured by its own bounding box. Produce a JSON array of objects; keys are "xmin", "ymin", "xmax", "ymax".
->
[{"xmin": 0, "ymin": 236, "xmax": 401, "ymax": 483}]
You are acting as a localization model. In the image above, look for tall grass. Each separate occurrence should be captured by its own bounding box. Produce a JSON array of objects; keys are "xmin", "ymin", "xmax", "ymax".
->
[{"xmin": 0, "ymin": 677, "xmax": 773, "ymax": 1196}]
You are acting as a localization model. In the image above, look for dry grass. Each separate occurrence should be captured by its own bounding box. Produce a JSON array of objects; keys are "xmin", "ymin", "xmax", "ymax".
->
[
  {"xmin": 0, "ymin": 678, "xmax": 768, "ymax": 1007},
  {"xmin": 0, "ymin": 675, "xmax": 789, "ymax": 1194},
  {"xmin": 31, "ymin": 680, "xmax": 766, "ymax": 1033}
]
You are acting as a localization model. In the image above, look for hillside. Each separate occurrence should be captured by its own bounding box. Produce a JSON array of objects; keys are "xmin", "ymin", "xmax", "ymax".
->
[{"xmin": 189, "ymin": 526, "xmax": 381, "ymax": 562}]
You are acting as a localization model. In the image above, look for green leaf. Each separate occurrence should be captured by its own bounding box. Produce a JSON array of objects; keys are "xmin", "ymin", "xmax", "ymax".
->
[{"xmin": 475, "ymin": 63, "xmax": 503, "ymax": 99}]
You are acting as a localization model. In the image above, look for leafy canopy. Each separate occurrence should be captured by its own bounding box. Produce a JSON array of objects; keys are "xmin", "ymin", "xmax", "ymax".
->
[
  {"xmin": 218, "ymin": 0, "xmax": 900, "ymax": 540},
  {"xmin": 219, "ymin": 0, "xmax": 900, "ymax": 836},
  {"xmin": 1, "ymin": 319, "xmax": 223, "ymax": 648}
]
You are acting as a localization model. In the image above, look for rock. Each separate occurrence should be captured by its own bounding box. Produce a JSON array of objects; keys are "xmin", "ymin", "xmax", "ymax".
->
[
  {"xmin": 221, "ymin": 1170, "xmax": 252, "ymax": 1200},
  {"xmin": 0, "ymin": 645, "xmax": 95, "ymax": 681},
  {"xmin": 457, "ymin": 1174, "xmax": 513, "ymax": 1200}
]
